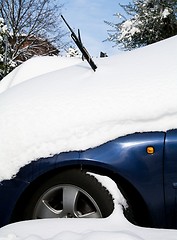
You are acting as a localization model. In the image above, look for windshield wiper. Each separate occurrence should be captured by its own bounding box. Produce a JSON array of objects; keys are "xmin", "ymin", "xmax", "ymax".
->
[{"xmin": 61, "ymin": 15, "xmax": 97, "ymax": 72}]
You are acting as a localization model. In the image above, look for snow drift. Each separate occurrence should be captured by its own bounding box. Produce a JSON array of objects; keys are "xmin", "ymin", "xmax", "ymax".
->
[{"xmin": 0, "ymin": 36, "xmax": 177, "ymax": 180}]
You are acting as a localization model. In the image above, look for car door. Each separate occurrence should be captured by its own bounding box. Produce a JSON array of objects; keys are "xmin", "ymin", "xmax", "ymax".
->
[{"xmin": 164, "ymin": 129, "xmax": 177, "ymax": 228}]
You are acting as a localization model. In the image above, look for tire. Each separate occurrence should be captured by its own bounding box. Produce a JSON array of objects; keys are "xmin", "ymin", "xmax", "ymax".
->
[{"xmin": 20, "ymin": 169, "xmax": 114, "ymax": 220}]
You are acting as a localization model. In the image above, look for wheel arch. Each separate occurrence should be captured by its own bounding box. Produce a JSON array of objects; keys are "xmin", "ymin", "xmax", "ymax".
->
[
  {"xmin": 80, "ymin": 163, "xmax": 152, "ymax": 227},
  {"xmin": 11, "ymin": 162, "xmax": 151, "ymax": 226}
]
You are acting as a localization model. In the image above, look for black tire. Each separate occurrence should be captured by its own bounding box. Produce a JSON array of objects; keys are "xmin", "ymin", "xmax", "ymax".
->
[{"xmin": 20, "ymin": 169, "xmax": 114, "ymax": 220}]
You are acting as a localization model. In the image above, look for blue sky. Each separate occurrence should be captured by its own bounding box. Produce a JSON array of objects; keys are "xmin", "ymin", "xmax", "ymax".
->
[{"xmin": 61, "ymin": 0, "xmax": 130, "ymax": 57}]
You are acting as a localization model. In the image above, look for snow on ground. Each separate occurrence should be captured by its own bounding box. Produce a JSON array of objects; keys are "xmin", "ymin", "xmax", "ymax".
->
[
  {"xmin": 0, "ymin": 36, "xmax": 177, "ymax": 181},
  {"xmin": 0, "ymin": 175, "xmax": 177, "ymax": 240}
]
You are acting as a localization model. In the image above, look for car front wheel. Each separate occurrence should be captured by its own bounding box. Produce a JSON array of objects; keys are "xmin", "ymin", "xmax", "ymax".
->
[{"xmin": 20, "ymin": 169, "xmax": 114, "ymax": 220}]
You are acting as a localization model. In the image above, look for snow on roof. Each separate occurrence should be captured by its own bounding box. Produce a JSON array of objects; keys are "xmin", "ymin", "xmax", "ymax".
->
[{"xmin": 0, "ymin": 36, "xmax": 177, "ymax": 180}]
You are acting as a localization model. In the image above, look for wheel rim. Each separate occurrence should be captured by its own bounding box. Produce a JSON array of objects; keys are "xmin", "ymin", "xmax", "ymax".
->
[{"xmin": 32, "ymin": 184, "xmax": 102, "ymax": 219}]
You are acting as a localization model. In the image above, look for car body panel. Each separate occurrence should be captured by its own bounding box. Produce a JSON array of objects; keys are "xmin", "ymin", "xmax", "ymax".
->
[
  {"xmin": 16, "ymin": 152, "xmax": 80, "ymax": 182},
  {"xmin": 79, "ymin": 132, "xmax": 166, "ymax": 227},
  {"xmin": 0, "ymin": 178, "xmax": 29, "ymax": 227},
  {"xmin": 0, "ymin": 131, "xmax": 167, "ymax": 228},
  {"xmin": 164, "ymin": 130, "xmax": 177, "ymax": 228},
  {"xmin": 0, "ymin": 152, "xmax": 80, "ymax": 227}
]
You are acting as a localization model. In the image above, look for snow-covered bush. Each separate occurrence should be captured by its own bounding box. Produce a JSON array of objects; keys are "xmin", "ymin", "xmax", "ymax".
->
[
  {"xmin": 106, "ymin": 0, "xmax": 177, "ymax": 50},
  {"xmin": 0, "ymin": 18, "xmax": 16, "ymax": 80}
]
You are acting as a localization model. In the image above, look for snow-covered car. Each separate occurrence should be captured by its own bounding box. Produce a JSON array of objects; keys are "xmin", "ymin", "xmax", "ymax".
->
[{"xmin": 0, "ymin": 36, "xmax": 177, "ymax": 229}]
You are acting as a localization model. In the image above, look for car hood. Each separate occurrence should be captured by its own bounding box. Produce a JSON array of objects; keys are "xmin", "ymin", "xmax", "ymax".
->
[{"xmin": 0, "ymin": 36, "xmax": 177, "ymax": 180}]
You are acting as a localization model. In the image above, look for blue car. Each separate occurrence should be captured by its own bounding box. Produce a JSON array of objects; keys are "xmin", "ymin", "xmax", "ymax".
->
[
  {"xmin": 0, "ymin": 130, "xmax": 177, "ymax": 229},
  {"xmin": 0, "ymin": 35, "xmax": 177, "ymax": 229}
]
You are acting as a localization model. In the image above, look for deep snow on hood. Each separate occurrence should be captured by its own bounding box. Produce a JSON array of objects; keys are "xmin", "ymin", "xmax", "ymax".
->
[
  {"xmin": 0, "ymin": 36, "xmax": 177, "ymax": 180},
  {"xmin": 0, "ymin": 56, "xmax": 82, "ymax": 93}
]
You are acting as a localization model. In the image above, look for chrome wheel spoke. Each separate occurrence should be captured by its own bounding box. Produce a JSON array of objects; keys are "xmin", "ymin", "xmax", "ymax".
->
[
  {"xmin": 62, "ymin": 186, "xmax": 79, "ymax": 217},
  {"xmin": 35, "ymin": 199, "xmax": 61, "ymax": 218}
]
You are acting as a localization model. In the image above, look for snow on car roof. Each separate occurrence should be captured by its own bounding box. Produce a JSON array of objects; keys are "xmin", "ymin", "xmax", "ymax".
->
[{"xmin": 0, "ymin": 36, "xmax": 177, "ymax": 180}]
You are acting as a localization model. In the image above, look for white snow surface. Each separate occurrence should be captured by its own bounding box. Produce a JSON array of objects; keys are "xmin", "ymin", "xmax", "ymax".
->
[
  {"xmin": 0, "ymin": 36, "xmax": 177, "ymax": 180},
  {"xmin": 0, "ymin": 56, "xmax": 81, "ymax": 93},
  {"xmin": 0, "ymin": 175, "xmax": 177, "ymax": 240}
]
